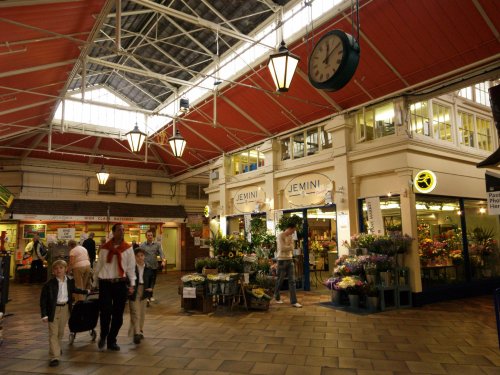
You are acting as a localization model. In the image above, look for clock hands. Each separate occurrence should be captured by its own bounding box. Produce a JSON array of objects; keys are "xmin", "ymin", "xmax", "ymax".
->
[{"xmin": 323, "ymin": 42, "xmax": 341, "ymax": 65}]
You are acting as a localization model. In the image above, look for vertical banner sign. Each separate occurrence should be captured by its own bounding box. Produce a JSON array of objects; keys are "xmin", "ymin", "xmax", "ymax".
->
[
  {"xmin": 365, "ymin": 197, "xmax": 384, "ymax": 234},
  {"xmin": 485, "ymin": 171, "xmax": 500, "ymax": 215},
  {"xmin": 244, "ymin": 214, "xmax": 251, "ymax": 242}
]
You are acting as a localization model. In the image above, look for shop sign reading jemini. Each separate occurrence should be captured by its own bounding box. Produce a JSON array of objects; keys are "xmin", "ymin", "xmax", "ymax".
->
[
  {"xmin": 413, "ymin": 170, "xmax": 437, "ymax": 193},
  {"xmin": 284, "ymin": 173, "xmax": 333, "ymax": 207},
  {"xmin": 234, "ymin": 186, "xmax": 266, "ymax": 213}
]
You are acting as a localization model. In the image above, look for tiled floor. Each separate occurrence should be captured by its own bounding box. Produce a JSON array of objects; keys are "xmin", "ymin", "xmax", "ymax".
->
[{"xmin": 1, "ymin": 271, "xmax": 499, "ymax": 374}]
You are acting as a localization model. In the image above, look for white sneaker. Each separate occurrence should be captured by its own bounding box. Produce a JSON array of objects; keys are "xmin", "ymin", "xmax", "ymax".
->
[
  {"xmin": 292, "ymin": 303, "xmax": 302, "ymax": 308},
  {"xmin": 274, "ymin": 299, "xmax": 284, "ymax": 304},
  {"xmin": 150, "ymin": 297, "xmax": 156, "ymax": 302}
]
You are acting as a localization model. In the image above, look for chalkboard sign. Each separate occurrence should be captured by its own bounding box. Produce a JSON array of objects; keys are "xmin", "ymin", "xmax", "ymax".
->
[{"xmin": 23, "ymin": 224, "xmax": 46, "ymax": 239}]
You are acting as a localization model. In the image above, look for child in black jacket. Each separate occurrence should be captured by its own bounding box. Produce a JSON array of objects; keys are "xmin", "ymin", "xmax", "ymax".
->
[
  {"xmin": 40, "ymin": 259, "xmax": 89, "ymax": 367},
  {"xmin": 128, "ymin": 247, "xmax": 154, "ymax": 344}
]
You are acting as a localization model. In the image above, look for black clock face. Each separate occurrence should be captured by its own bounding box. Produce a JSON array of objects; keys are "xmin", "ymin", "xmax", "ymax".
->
[
  {"xmin": 308, "ymin": 30, "xmax": 360, "ymax": 91},
  {"xmin": 309, "ymin": 34, "xmax": 344, "ymax": 83}
]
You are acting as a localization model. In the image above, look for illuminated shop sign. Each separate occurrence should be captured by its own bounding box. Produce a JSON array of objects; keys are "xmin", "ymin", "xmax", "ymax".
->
[
  {"xmin": 284, "ymin": 173, "xmax": 333, "ymax": 207},
  {"xmin": 413, "ymin": 170, "xmax": 437, "ymax": 194},
  {"xmin": 234, "ymin": 186, "xmax": 266, "ymax": 213}
]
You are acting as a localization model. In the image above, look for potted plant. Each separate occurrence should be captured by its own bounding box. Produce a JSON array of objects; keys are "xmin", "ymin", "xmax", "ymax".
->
[
  {"xmin": 277, "ymin": 214, "xmax": 303, "ymax": 233},
  {"xmin": 363, "ymin": 262, "xmax": 377, "ymax": 284}
]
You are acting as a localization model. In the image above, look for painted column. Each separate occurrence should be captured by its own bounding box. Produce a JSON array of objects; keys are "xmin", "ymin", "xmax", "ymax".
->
[{"xmin": 325, "ymin": 115, "xmax": 354, "ymax": 257}]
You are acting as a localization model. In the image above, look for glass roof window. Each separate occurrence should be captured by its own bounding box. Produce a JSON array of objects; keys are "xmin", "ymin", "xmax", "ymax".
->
[{"xmin": 52, "ymin": 0, "xmax": 342, "ymax": 135}]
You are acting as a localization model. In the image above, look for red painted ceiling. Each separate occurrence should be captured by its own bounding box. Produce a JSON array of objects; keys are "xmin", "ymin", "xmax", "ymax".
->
[{"xmin": 0, "ymin": 0, "xmax": 499, "ymax": 177}]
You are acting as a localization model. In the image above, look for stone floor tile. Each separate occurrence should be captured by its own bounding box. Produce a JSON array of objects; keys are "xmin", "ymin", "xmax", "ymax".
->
[
  {"xmin": 250, "ymin": 362, "xmax": 287, "ymax": 375},
  {"xmin": 217, "ymin": 359, "xmax": 255, "ymax": 373},
  {"xmin": 320, "ymin": 368, "xmax": 356, "ymax": 375},
  {"xmin": 185, "ymin": 358, "xmax": 223, "ymax": 371},
  {"xmin": 285, "ymin": 364, "xmax": 322, "ymax": 375},
  {"xmin": 406, "ymin": 361, "xmax": 447, "ymax": 374},
  {"xmin": 338, "ymin": 357, "xmax": 373, "ymax": 370}
]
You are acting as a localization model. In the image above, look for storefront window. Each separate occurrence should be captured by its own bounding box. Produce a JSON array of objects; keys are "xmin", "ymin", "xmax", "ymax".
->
[
  {"xmin": 464, "ymin": 199, "xmax": 500, "ymax": 280},
  {"xmin": 360, "ymin": 195, "xmax": 402, "ymax": 235},
  {"xmin": 415, "ymin": 196, "xmax": 500, "ymax": 289},
  {"xmin": 231, "ymin": 149, "xmax": 264, "ymax": 174}
]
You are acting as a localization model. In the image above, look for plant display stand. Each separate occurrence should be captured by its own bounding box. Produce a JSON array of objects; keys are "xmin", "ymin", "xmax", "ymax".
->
[
  {"xmin": 378, "ymin": 286, "xmax": 397, "ymax": 311},
  {"xmin": 397, "ymin": 285, "xmax": 412, "ymax": 308}
]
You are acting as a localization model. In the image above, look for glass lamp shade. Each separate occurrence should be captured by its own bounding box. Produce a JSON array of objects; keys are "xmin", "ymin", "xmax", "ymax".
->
[
  {"xmin": 126, "ymin": 124, "xmax": 146, "ymax": 152},
  {"xmin": 169, "ymin": 129, "xmax": 187, "ymax": 157},
  {"xmin": 267, "ymin": 40, "xmax": 300, "ymax": 92},
  {"xmin": 96, "ymin": 165, "xmax": 109, "ymax": 185}
]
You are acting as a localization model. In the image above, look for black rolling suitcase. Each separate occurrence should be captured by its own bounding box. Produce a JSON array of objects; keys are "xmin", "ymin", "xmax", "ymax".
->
[{"xmin": 68, "ymin": 293, "xmax": 99, "ymax": 344}]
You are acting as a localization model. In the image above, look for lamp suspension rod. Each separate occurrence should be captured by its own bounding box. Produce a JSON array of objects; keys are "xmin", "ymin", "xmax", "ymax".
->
[{"xmin": 116, "ymin": 0, "xmax": 122, "ymax": 50}]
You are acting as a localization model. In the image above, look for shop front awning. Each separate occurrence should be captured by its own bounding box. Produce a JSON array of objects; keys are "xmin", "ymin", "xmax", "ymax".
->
[{"xmin": 5, "ymin": 199, "xmax": 186, "ymax": 223}]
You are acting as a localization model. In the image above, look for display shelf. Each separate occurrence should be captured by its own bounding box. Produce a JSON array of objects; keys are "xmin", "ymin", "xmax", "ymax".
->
[
  {"xmin": 378, "ymin": 286, "xmax": 397, "ymax": 311},
  {"xmin": 397, "ymin": 285, "xmax": 412, "ymax": 308}
]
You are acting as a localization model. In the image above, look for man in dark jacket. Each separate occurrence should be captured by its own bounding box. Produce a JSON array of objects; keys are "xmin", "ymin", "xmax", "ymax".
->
[
  {"xmin": 82, "ymin": 232, "xmax": 97, "ymax": 268},
  {"xmin": 40, "ymin": 260, "xmax": 89, "ymax": 367}
]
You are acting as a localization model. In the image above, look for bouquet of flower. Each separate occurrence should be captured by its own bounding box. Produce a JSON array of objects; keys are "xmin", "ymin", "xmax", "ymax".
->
[
  {"xmin": 449, "ymin": 249, "xmax": 463, "ymax": 265},
  {"xmin": 336, "ymin": 276, "xmax": 366, "ymax": 295},
  {"xmin": 333, "ymin": 255, "xmax": 363, "ymax": 276},
  {"xmin": 181, "ymin": 273, "xmax": 206, "ymax": 287},
  {"xmin": 310, "ymin": 240, "xmax": 324, "ymax": 255}
]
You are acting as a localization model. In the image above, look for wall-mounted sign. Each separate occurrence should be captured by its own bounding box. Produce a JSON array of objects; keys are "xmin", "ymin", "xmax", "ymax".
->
[
  {"xmin": 413, "ymin": 170, "xmax": 437, "ymax": 194},
  {"xmin": 57, "ymin": 228, "xmax": 75, "ymax": 240},
  {"xmin": 284, "ymin": 173, "xmax": 333, "ymax": 207},
  {"xmin": 23, "ymin": 224, "xmax": 46, "ymax": 239},
  {"xmin": 233, "ymin": 186, "xmax": 266, "ymax": 213}
]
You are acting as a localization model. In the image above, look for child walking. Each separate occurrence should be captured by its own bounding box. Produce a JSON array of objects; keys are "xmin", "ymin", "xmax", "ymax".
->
[
  {"xmin": 40, "ymin": 260, "xmax": 89, "ymax": 367},
  {"xmin": 128, "ymin": 247, "xmax": 154, "ymax": 344}
]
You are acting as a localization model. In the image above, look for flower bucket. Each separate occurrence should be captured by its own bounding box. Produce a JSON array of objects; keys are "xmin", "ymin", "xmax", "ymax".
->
[
  {"xmin": 348, "ymin": 294, "xmax": 359, "ymax": 310},
  {"xmin": 208, "ymin": 281, "xmax": 219, "ymax": 295},
  {"xmin": 331, "ymin": 289, "xmax": 341, "ymax": 306},
  {"xmin": 366, "ymin": 296, "xmax": 378, "ymax": 312}
]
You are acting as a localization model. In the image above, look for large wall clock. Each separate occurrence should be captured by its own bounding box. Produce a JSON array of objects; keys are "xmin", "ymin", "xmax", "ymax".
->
[{"xmin": 308, "ymin": 29, "xmax": 360, "ymax": 91}]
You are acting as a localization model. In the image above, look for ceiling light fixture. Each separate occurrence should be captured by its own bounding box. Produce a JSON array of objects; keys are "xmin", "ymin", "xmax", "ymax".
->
[
  {"xmin": 96, "ymin": 164, "xmax": 109, "ymax": 185},
  {"xmin": 267, "ymin": 8, "xmax": 299, "ymax": 92},
  {"xmin": 169, "ymin": 119, "xmax": 186, "ymax": 157},
  {"xmin": 126, "ymin": 123, "xmax": 146, "ymax": 153}
]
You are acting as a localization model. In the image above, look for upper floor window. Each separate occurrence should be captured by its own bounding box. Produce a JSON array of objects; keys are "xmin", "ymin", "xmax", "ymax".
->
[
  {"xmin": 476, "ymin": 116, "xmax": 493, "ymax": 151},
  {"xmin": 357, "ymin": 102, "xmax": 395, "ymax": 142},
  {"xmin": 98, "ymin": 179, "xmax": 116, "ymax": 195},
  {"xmin": 432, "ymin": 102, "xmax": 452, "ymax": 142},
  {"xmin": 458, "ymin": 80, "xmax": 494, "ymax": 106},
  {"xmin": 231, "ymin": 149, "xmax": 264, "ymax": 175},
  {"xmin": 280, "ymin": 125, "xmax": 332, "ymax": 160},
  {"xmin": 186, "ymin": 184, "xmax": 208, "ymax": 200},
  {"xmin": 410, "ymin": 101, "xmax": 430, "ymax": 136},
  {"xmin": 458, "ymin": 111, "xmax": 474, "ymax": 147},
  {"xmin": 136, "ymin": 180, "xmax": 152, "ymax": 197}
]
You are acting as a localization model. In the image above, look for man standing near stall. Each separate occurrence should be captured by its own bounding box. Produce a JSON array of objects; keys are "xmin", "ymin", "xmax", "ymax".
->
[
  {"xmin": 82, "ymin": 232, "xmax": 96, "ymax": 268},
  {"xmin": 93, "ymin": 223, "xmax": 136, "ymax": 351},
  {"xmin": 140, "ymin": 230, "xmax": 165, "ymax": 303},
  {"xmin": 25, "ymin": 234, "xmax": 47, "ymax": 283}
]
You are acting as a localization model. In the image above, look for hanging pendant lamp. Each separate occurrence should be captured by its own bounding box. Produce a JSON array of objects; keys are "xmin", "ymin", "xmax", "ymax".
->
[
  {"xmin": 96, "ymin": 164, "xmax": 109, "ymax": 185},
  {"xmin": 267, "ymin": 40, "xmax": 300, "ymax": 92},
  {"xmin": 125, "ymin": 124, "xmax": 146, "ymax": 152},
  {"xmin": 169, "ymin": 129, "xmax": 186, "ymax": 157}
]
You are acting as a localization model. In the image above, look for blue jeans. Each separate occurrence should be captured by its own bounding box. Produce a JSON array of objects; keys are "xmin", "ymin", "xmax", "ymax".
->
[{"xmin": 274, "ymin": 259, "xmax": 297, "ymax": 304}]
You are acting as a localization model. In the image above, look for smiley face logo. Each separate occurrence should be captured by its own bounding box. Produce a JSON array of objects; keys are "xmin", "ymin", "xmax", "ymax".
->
[{"xmin": 414, "ymin": 170, "xmax": 437, "ymax": 193}]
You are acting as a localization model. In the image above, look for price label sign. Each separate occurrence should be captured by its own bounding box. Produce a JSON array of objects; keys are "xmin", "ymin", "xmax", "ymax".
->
[{"xmin": 183, "ymin": 287, "xmax": 196, "ymax": 298}]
